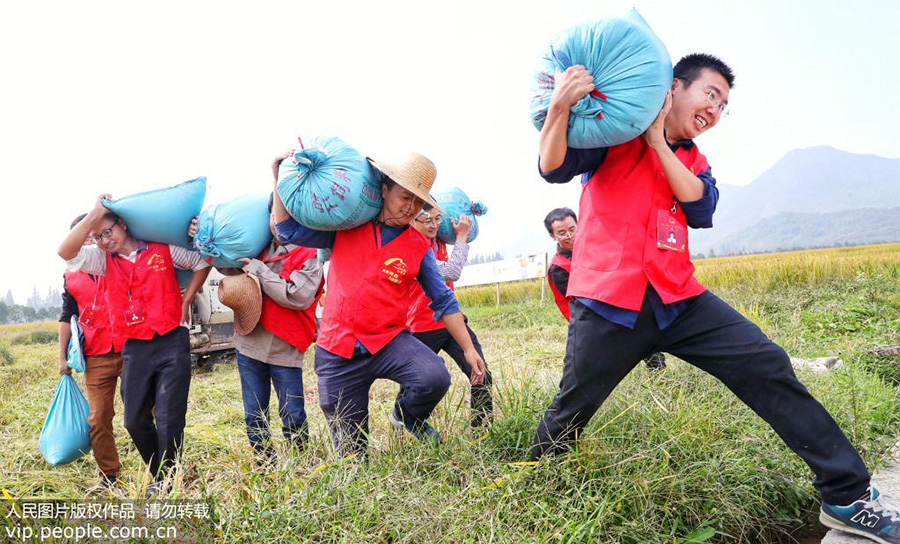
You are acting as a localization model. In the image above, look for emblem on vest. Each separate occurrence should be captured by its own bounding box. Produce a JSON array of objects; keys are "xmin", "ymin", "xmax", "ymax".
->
[
  {"xmin": 146, "ymin": 253, "xmax": 168, "ymax": 272},
  {"xmin": 382, "ymin": 258, "xmax": 408, "ymax": 285}
]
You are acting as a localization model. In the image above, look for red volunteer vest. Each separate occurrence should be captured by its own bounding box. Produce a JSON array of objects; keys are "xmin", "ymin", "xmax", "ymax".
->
[
  {"xmin": 317, "ymin": 222, "xmax": 431, "ymax": 358},
  {"xmin": 567, "ymin": 138, "xmax": 708, "ymax": 310},
  {"xmin": 104, "ymin": 242, "xmax": 183, "ymax": 350},
  {"xmin": 547, "ymin": 251, "xmax": 572, "ymax": 321},
  {"xmin": 257, "ymin": 245, "xmax": 322, "ymax": 353},
  {"xmin": 407, "ymin": 240, "xmax": 452, "ymax": 333},
  {"xmin": 64, "ymin": 270, "xmax": 115, "ymax": 355}
]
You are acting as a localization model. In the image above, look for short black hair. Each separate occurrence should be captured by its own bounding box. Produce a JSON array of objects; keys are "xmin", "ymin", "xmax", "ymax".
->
[
  {"xmin": 70, "ymin": 213, "xmax": 87, "ymax": 230},
  {"xmin": 544, "ymin": 207, "xmax": 577, "ymax": 233},
  {"xmin": 100, "ymin": 211, "xmax": 121, "ymax": 226},
  {"xmin": 674, "ymin": 53, "xmax": 735, "ymax": 89},
  {"xmin": 382, "ymin": 175, "xmax": 398, "ymax": 191},
  {"xmin": 422, "ymin": 203, "xmax": 433, "ymax": 212}
]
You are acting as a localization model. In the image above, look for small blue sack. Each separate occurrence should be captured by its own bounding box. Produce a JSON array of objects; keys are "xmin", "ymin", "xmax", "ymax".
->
[
  {"xmin": 102, "ymin": 177, "xmax": 207, "ymax": 248},
  {"xmin": 434, "ymin": 187, "xmax": 488, "ymax": 245},
  {"xmin": 39, "ymin": 374, "xmax": 92, "ymax": 466},
  {"xmin": 530, "ymin": 9, "xmax": 673, "ymax": 149},
  {"xmin": 66, "ymin": 316, "xmax": 85, "ymax": 373},
  {"xmin": 194, "ymin": 193, "xmax": 273, "ymax": 268},
  {"xmin": 277, "ymin": 137, "xmax": 383, "ymax": 231}
]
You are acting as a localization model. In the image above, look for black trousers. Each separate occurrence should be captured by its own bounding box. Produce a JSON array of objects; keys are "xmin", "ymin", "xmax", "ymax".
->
[
  {"xmin": 531, "ymin": 291, "xmax": 870, "ymax": 505},
  {"xmin": 121, "ymin": 327, "xmax": 192, "ymax": 479},
  {"xmin": 410, "ymin": 323, "xmax": 494, "ymax": 426}
]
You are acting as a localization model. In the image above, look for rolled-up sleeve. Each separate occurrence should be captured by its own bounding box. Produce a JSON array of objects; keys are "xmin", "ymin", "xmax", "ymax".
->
[
  {"xmin": 275, "ymin": 218, "xmax": 336, "ymax": 249},
  {"xmin": 417, "ymin": 249, "xmax": 460, "ymax": 321},
  {"xmin": 246, "ymin": 256, "xmax": 323, "ymax": 311},
  {"xmin": 539, "ymin": 147, "xmax": 608, "ymax": 184},
  {"xmin": 436, "ymin": 240, "xmax": 468, "ymax": 282},
  {"xmin": 168, "ymin": 245, "xmax": 211, "ymax": 271},
  {"xmin": 678, "ymin": 166, "xmax": 719, "ymax": 229},
  {"xmin": 65, "ymin": 246, "xmax": 106, "ymax": 275}
]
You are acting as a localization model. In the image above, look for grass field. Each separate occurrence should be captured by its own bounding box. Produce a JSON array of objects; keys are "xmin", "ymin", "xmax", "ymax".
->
[{"xmin": 1, "ymin": 244, "xmax": 899, "ymax": 543}]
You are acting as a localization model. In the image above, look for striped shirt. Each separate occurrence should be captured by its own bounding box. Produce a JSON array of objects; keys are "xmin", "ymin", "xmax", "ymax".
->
[{"xmin": 436, "ymin": 239, "xmax": 469, "ymax": 283}]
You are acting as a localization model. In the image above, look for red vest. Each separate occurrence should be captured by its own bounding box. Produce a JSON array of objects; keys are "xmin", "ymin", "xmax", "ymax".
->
[
  {"xmin": 104, "ymin": 243, "xmax": 183, "ymax": 350},
  {"xmin": 317, "ymin": 222, "xmax": 431, "ymax": 358},
  {"xmin": 547, "ymin": 251, "xmax": 572, "ymax": 321},
  {"xmin": 407, "ymin": 240, "xmax": 452, "ymax": 333},
  {"xmin": 257, "ymin": 245, "xmax": 322, "ymax": 353},
  {"xmin": 64, "ymin": 271, "xmax": 115, "ymax": 355},
  {"xmin": 567, "ymin": 138, "xmax": 708, "ymax": 310}
]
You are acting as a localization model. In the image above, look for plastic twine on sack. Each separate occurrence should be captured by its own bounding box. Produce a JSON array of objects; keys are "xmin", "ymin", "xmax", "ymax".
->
[
  {"xmin": 193, "ymin": 205, "xmax": 222, "ymax": 259},
  {"xmin": 292, "ymin": 145, "xmax": 329, "ymax": 180},
  {"xmin": 470, "ymin": 202, "xmax": 488, "ymax": 216}
]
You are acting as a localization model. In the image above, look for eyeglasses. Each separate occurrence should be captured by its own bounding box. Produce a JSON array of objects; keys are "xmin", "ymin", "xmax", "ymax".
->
[
  {"xmin": 555, "ymin": 226, "xmax": 576, "ymax": 239},
  {"xmin": 415, "ymin": 214, "xmax": 443, "ymax": 227},
  {"xmin": 89, "ymin": 223, "xmax": 117, "ymax": 244},
  {"xmin": 681, "ymin": 77, "xmax": 729, "ymax": 117}
]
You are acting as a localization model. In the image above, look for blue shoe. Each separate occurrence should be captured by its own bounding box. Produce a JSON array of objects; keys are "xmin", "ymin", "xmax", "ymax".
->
[
  {"xmin": 389, "ymin": 408, "xmax": 442, "ymax": 444},
  {"xmin": 820, "ymin": 486, "xmax": 900, "ymax": 543}
]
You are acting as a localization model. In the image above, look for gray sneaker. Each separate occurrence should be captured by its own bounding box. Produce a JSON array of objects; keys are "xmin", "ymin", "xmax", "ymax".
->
[{"xmin": 389, "ymin": 409, "xmax": 442, "ymax": 444}]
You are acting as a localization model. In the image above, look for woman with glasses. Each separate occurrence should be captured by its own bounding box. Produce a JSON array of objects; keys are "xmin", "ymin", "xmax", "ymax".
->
[
  {"xmin": 404, "ymin": 207, "xmax": 494, "ymax": 427},
  {"xmin": 58, "ymin": 197, "xmax": 210, "ymax": 496}
]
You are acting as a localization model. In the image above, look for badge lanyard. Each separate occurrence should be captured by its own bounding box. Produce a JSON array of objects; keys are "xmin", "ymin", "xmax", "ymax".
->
[
  {"xmin": 78, "ymin": 274, "xmax": 102, "ymax": 331},
  {"xmin": 109, "ymin": 255, "xmax": 146, "ymax": 326},
  {"xmin": 657, "ymin": 197, "xmax": 686, "ymax": 253}
]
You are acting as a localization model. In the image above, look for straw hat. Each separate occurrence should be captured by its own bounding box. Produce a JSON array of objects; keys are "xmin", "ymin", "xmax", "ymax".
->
[
  {"xmin": 368, "ymin": 153, "xmax": 443, "ymax": 213},
  {"xmin": 217, "ymin": 273, "xmax": 262, "ymax": 336}
]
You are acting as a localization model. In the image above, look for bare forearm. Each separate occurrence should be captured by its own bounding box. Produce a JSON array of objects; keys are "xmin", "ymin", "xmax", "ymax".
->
[
  {"xmin": 654, "ymin": 145, "xmax": 705, "ymax": 202},
  {"xmin": 58, "ymin": 211, "xmax": 102, "ymax": 260},
  {"xmin": 442, "ymin": 312, "xmax": 475, "ymax": 352},
  {"xmin": 538, "ymin": 102, "xmax": 572, "ymax": 174},
  {"xmin": 272, "ymin": 187, "xmax": 291, "ymax": 224},
  {"xmin": 58, "ymin": 322, "xmax": 71, "ymax": 362},
  {"xmin": 182, "ymin": 268, "xmax": 211, "ymax": 303}
]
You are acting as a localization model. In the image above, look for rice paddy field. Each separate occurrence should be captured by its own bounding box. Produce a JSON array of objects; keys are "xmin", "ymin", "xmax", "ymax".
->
[{"xmin": 1, "ymin": 243, "xmax": 899, "ymax": 543}]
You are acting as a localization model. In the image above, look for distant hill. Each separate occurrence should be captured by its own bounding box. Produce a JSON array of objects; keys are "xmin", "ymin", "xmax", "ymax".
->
[
  {"xmin": 699, "ymin": 207, "xmax": 900, "ymax": 256},
  {"xmin": 691, "ymin": 146, "xmax": 900, "ymax": 255}
]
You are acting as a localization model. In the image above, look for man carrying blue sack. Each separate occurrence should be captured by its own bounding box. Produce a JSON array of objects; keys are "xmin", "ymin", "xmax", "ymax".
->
[
  {"xmin": 531, "ymin": 53, "xmax": 900, "ymax": 542},
  {"xmin": 58, "ymin": 196, "xmax": 210, "ymax": 495},
  {"xmin": 272, "ymin": 151, "xmax": 486, "ymax": 458},
  {"xmin": 405, "ymin": 208, "xmax": 493, "ymax": 427}
]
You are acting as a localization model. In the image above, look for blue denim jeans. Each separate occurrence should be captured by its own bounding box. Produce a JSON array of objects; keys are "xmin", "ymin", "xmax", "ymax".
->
[
  {"xmin": 236, "ymin": 352, "xmax": 308, "ymax": 455},
  {"xmin": 315, "ymin": 332, "xmax": 451, "ymax": 457}
]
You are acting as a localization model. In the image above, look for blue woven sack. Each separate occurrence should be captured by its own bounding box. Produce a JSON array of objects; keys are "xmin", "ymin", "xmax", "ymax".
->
[
  {"xmin": 530, "ymin": 9, "xmax": 672, "ymax": 149},
  {"xmin": 194, "ymin": 193, "xmax": 272, "ymax": 268},
  {"xmin": 39, "ymin": 375, "xmax": 92, "ymax": 466},
  {"xmin": 434, "ymin": 187, "xmax": 488, "ymax": 245},
  {"xmin": 277, "ymin": 137, "xmax": 382, "ymax": 231},
  {"xmin": 66, "ymin": 316, "xmax": 85, "ymax": 373},
  {"xmin": 102, "ymin": 177, "xmax": 207, "ymax": 247}
]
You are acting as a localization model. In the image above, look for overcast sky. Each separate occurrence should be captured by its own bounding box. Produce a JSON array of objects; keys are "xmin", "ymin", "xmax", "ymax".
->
[{"xmin": 1, "ymin": 0, "xmax": 898, "ymax": 302}]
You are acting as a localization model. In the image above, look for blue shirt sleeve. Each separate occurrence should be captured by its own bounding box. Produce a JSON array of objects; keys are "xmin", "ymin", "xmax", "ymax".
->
[
  {"xmin": 678, "ymin": 166, "xmax": 719, "ymax": 229},
  {"xmin": 417, "ymin": 248, "xmax": 460, "ymax": 321},
  {"xmin": 539, "ymin": 147, "xmax": 609, "ymax": 184},
  {"xmin": 274, "ymin": 217, "xmax": 336, "ymax": 249}
]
